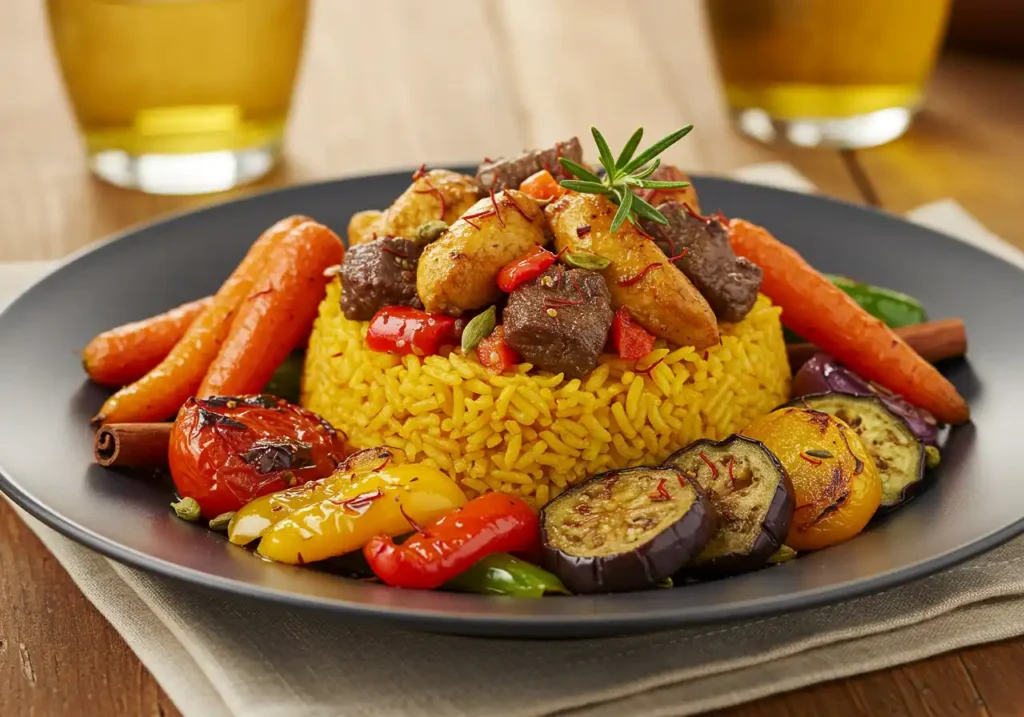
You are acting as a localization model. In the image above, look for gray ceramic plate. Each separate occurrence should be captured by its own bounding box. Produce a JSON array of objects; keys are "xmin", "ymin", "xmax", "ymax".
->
[{"xmin": 1, "ymin": 172, "xmax": 1022, "ymax": 637}]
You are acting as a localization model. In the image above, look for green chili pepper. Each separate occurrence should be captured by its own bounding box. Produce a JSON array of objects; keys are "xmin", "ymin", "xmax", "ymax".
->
[
  {"xmin": 784, "ymin": 276, "xmax": 928, "ymax": 343},
  {"xmin": 263, "ymin": 352, "xmax": 305, "ymax": 403},
  {"xmin": 444, "ymin": 553, "xmax": 570, "ymax": 597}
]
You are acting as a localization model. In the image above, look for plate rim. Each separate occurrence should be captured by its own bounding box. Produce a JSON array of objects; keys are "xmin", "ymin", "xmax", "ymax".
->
[{"xmin": 2, "ymin": 170, "xmax": 1023, "ymax": 635}]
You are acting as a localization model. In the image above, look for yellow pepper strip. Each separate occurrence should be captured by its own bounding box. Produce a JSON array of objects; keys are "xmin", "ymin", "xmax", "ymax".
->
[
  {"xmin": 256, "ymin": 464, "xmax": 467, "ymax": 565},
  {"xmin": 227, "ymin": 447, "xmax": 395, "ymax": 546}
]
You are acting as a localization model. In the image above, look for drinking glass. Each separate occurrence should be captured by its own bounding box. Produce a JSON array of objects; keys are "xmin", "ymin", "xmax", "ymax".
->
[
  {"xmin": 47, "ymin": 0, "xmax": 310, "ymax": 194},
  {"xmin": 705, "ymin": 0, "xmax": 952, "ymax": 148}
]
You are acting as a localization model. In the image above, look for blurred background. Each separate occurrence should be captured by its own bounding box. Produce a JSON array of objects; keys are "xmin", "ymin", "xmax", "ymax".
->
[{"xmin": 1, "ymin": 0, "xmax": 1022, "ymax": 255}]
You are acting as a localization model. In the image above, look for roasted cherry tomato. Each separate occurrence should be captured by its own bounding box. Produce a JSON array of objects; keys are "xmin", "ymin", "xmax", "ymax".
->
[
  {"xmin": 611, "ymin": 307, "xmax": 656, "ymax": 361},
  {"xmin": 743, "ymin": 407, "xmax": 881, "ymax": 551},
  {"xmin": 476, "ymin": 326, "xmax": 520, "ymax": 373},
  {"xmin": 497, "ymin": 246, "xmax": 557, "ymax": 293},
  {"xmin": 168, "ymin": 395, "xmax": 347, "ymax": 518},
  {"xmin": 365, "ymin": 306, "xmax": 459, "ymax": 357}
]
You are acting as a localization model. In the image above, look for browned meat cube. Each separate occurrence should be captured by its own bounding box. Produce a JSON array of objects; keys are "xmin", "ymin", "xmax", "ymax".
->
[
  {"xmin": 503, "ymin": 267, "xmax": 614, "ymax": 380},
  {"xmin": 339, "ymin": 237, "xmax": 423, "ymax": 321}
]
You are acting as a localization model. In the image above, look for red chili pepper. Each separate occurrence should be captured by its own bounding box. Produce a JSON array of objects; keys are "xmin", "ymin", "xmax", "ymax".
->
[
  {"xmin": 476, "ymin": 326, "xmax": 520, "ymax": 373},
  {"xmin": 363, "ymin": 492, "xmax": 539, "ymax": 589},
  {"xmin": 497, "ymin": 246, "xmax": 556, "ymax": 293},
  {"xmin": 365, "ymin": 306, "xmax": 458, "ymax": 357},
  {"xmin": 611, "ymin": 307, "xmax": 655, "ymax": 361}
]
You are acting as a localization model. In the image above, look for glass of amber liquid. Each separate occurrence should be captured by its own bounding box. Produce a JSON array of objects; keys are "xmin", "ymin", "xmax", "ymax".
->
[
  {"xmin": 705, "ymin": 0, "xmax": 952, "ymax": 148},
  {"xmin": 47, "ymin": 0, "xmax": 309, "ymax": 194}
]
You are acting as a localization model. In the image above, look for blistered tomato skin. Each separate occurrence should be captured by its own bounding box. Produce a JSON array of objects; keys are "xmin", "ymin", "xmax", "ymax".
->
[{"xmin": 168, "ymin": 395, "xmax": 347, "ymax": 518}]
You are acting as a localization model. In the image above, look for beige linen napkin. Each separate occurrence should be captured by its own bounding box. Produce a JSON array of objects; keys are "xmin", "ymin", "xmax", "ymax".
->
[{"xmin": 3, "ymin": 164, "xmax": 1023, "ymax": 717}]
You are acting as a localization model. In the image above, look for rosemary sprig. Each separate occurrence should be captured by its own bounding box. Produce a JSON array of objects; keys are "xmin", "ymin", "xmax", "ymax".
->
[{"xmin": 559, "ymin": 125, "xmax": 693, "ymax": 233}]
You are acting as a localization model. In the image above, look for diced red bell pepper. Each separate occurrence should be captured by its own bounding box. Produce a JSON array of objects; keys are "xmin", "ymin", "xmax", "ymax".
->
[
  {"xmin": 497, "ymin": 246, "xmax": 557, "ymax": 293},
  {"xmin": 611, "ymin": 307, "xmax": 656, "ymax": 360},
  {"xmin": 519, "ymin": 170, "xmax": 568, "ymax": 203},
  {"xmin": 363, "ymin": 492, "xmax": 540, "ymax": 590},
  {"xmin": 476, "ymin": 326, "xmax": 520, "ymax": 373},
  {"xmin": 366, "ymin": 306, "xmax": 458, "ymax": 357}
]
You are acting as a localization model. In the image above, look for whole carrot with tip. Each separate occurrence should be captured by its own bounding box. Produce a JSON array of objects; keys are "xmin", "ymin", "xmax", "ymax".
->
[
  {"xmin": 82, "ymin": 296, "xmax": 212, "ymax": 387},
  {"xmin": 728, "ymin": 218, "xmax": 969, "ymax": 424},
  {"xmin": 92, "ymin": 215, "xmax": 309, "ymax": 426},
  {"xmin": 199, "ymin": 221, "xmax": 344, "ymax": 397}
]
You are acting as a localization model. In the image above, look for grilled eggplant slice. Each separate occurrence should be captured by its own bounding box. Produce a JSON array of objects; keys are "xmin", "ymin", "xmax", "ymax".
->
[
  {"xmin": 786, "ymin": 393, "xmax": 925, "ymax": 509},
  {"xmin": 664, "ymin": 436, "xmax": 793, "ymax": 576},
  {"xmin": 540, "ymin": 467, "xmax": 717, "ymax": 594}
]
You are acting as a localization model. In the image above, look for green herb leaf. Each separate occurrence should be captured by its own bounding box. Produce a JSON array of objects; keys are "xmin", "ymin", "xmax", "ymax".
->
[
  {"xmin": 621, "ymin": 125, "xmax": 693, "ymax": 175},
  {"xmin": 615, "ymin": 127, "xmax": 644, "ymax": 170},
  {"xmin": 461, "ymin": 305, "xmax": 497, "ymax": 354},
  {"xmin": 557, "ymin": 158, "xmax": 602, "ymax": 184},
  {"xmin": 630, "ymin": 192, "xmax": 669, "ymax": 224},
  {"xmin": 631, "ymin": 158, "xmax": 662, "ymax": 180},
  {"xmin": 591, "ymin": 127, "xmax": 617, "ymax": 181},
  {"xmin": 610, "ymin": 190, "xmax": 633, "ymax": 234},
  {"xmin": 635, "ymin": 179, "xmax": 691, "ymax": 189},
  {"xmin": 560, "ymin": 180, "xmax": 610, "ymax": 194},
  {"xmin": 558, "ymin": 125, "xmax": 694, "ymax": 230}
]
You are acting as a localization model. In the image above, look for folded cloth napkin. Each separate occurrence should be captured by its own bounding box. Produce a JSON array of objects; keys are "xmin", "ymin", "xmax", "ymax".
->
[{"xmin": 3, "ymin": 164, "xmax": 1023, "ymax": 717}]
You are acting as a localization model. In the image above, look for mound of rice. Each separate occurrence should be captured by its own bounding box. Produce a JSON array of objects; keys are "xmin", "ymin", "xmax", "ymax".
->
[{"xmin": 302, "ymin": 279, "xmax": 790, "ymax": 507}]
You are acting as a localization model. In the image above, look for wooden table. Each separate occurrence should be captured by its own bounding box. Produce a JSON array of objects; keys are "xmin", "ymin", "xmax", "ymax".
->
[{"xmin": 2, "ymin": 2, "xmax": 1023, "ymax": 715}]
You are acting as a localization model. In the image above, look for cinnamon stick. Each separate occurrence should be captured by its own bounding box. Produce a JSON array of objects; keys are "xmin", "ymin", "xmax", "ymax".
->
[
  {"xmin": 94, "ymin": 422, "xmax": 173, "ymax": 468},
  {"xmin": 787, "ymin": 318, "xmax": 967, "ymax": 369}
]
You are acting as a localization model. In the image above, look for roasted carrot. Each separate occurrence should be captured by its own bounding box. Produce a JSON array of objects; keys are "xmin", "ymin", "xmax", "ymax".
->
[
  {"xmin": 728, "ymin": 219, "xmax": 969, "ymax": 425},
  {"xmin": 198, "ymin": 221, "xmax": 344, "ymax": 397},
  {"xmin": 519, "ymin": 170, "xmax": 568, "ymax": 203},
  {"xmin": 82, "ymin": 296, "xmax": 213, "ymax": 387},
  {"xmin": 92, "ymin": 215, "xmax": 310, "ymax": 426}
]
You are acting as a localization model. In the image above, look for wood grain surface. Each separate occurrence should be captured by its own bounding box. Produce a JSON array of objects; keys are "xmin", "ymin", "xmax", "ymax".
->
[{"xmin": 1, "ymin": 2, "xmax": 1022, "ymax": 716}]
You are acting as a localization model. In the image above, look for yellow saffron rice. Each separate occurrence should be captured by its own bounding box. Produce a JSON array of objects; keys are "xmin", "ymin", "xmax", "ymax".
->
[{"xmin": 302, "ymin": 279, "xmax": 790, "ymax": 507}]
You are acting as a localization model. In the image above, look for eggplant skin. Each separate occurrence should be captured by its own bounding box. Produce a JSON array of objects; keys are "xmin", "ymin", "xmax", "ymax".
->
[
  {"xmin": 539, "ymin": 467, "xmax": 718, "ymax": 594},
  {"xmin": 782, "ymin": 392, "xmax": 926, "ymax": 510},
  {"xmin": 664, "ymin": 436, "xmax": 793, "ymax": 577}
]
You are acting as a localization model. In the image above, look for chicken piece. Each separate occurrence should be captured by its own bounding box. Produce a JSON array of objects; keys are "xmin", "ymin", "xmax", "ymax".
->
[
  {"xmin": 545, "ymin": 193, "xmax": 719, "ymax": 349},
  {"xmin": 417, "ymin": 190, "xmax": 547, "ymax": 316},
  {"xmin": 379, "ymin": 169, "xmax": 480, "ymax": 239},
  {"xmin": 633, "ymin": 165, "xmax": 701, "ymax": 214},
  {"xmin": 347, "ymin": 210, "xmax": 383, "ymax": 247}
]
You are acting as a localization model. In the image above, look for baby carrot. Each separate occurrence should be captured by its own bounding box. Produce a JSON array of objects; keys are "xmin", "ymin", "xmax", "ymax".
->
[
  {"xmin": 82, "ymin": 296, "xmax": 213, "ymax": 387},
  {"xmin": 92, "ymin": 215, "xmax": 310, "ymax": 426},
  {"xmin": 198, "ymin": 221, "xmax": 344, "ymax": 397},
  {"xmin": 728, "ymin": 219, "xmax": 969, "ymax": 425}
]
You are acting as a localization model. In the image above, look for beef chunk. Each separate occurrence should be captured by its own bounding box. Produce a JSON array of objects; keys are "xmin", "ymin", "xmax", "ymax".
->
[
  {"xmin": 476, "ymin": 137, "xmax": 584, "ymax": 192},
  {"xmin": 503, "ymin": 267, "xmax": 614, "ymax": 380},
  {"xmin": 642, "ymin": 201, "xmax": 762, "ymax": 323},
  {"xmin": 339, "ymin": 237, "xmax": 423, "ymax": 321}
]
